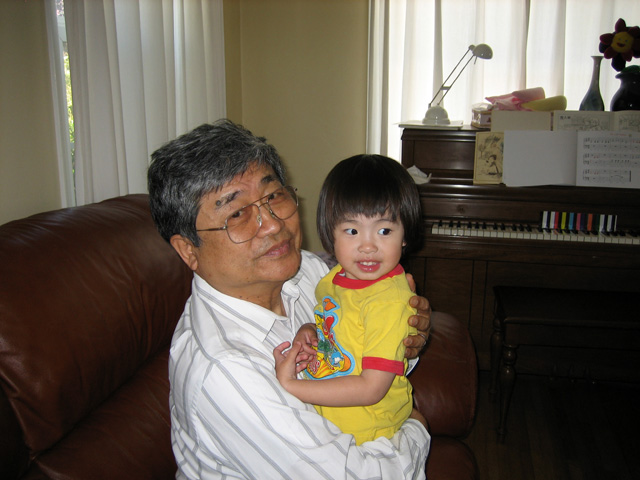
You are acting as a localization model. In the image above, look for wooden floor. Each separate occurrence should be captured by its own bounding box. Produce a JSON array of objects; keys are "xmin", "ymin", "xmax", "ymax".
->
[{"xmin": 463, "ymin": 371, "xmax": 640, "ymax": 480}]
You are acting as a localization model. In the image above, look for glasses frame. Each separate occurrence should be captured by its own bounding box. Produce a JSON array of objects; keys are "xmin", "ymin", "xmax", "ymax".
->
[{"xmin": 196, "ymin": 185, "xmax": 298, "ymax": 244}]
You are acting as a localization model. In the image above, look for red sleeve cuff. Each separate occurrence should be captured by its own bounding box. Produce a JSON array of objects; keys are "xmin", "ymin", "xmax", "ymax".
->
[{"xmin": 362, "ymin": 356, "xmax": 405, "ymax": 375}]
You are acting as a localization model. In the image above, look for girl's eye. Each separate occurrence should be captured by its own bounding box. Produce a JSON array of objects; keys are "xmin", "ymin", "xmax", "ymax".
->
[
  {"xmin": 345, "ymin": 228, "xmax": 358, "ymax": 235},
  {"xmin": 378, "ymin": 228, "xmax": 392, "ymax": 235}
]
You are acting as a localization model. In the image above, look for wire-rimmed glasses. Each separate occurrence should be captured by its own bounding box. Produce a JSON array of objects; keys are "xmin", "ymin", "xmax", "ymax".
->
[{"xmin": 196, "ymin": 186, "xmax": 298, "ymax": 244}]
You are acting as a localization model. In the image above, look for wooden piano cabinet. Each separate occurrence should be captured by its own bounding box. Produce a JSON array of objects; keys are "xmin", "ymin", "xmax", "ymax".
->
[
  {"xmin": 401, "ymin": 127, "xmax": 640, "ymax": 375},
  {"xmin": 401, "ymin": 127, "xmax": 478, "ymax": 183}
]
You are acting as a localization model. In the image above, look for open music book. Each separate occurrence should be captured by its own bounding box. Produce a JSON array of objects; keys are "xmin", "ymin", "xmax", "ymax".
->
[
  {"xmin": 552, "ymin": 110, "xmax": 640, "ymax": 133},
  {"xmin": 501, "ymin": 130, "xmax": 640, "ymax": 189}
]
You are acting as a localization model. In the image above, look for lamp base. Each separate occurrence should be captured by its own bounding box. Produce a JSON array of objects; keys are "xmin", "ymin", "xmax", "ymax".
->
[{"xmin": 422, "ymin": 105, "xmax": 451, "ymax": 125}]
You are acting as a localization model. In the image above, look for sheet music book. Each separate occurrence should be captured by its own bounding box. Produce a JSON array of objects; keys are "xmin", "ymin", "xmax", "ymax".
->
[
  {"xmin": 576, "ymin": 131, "xmax": 640, "ymax": 188},
  {"xmin": 553, "ymin": 110, "xmax": 640, "ymax": 132},
  {"xmin": 501, "ymin": 130, "xmax": 640, "ymax": 189}
]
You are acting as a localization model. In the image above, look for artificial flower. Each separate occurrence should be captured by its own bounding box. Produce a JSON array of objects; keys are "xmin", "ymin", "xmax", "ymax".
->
[{"xmin": 599, "ymin": 18, "xmax": 640, "ymax": 71}]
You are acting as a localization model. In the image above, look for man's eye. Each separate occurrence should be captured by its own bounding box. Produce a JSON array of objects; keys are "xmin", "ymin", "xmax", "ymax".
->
[
  {"xmin": 345, "ymin": 228, "xmax": 358, "ymax": 235},
  {"xmin": 378, "ymin": 228, "xmax": 392, "ymax": 235},
  {"xmin": 228, "ymin": 206, "xmax": 251, "ymax": 224},
  {"xmin": 268, "ymin": 190, "xmax": 282, "ymax": 202},
  {"xmin": 229, "ymin": 209, "xmax": 244, "ymax": 219}
]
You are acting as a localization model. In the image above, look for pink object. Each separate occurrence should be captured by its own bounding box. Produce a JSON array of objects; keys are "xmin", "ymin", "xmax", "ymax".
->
[{"xmin": 486, "ymin": 87, "xmax": 546, "ymax": 111}]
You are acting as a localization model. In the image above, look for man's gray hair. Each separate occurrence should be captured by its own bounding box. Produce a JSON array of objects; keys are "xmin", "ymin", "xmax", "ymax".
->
[{"xmin": 148, "ymin": 119, "xmax": 286, "ymax": 246}]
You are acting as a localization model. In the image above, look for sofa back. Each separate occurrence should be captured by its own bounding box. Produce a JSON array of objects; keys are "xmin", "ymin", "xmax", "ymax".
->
[{"xmin": 0, "ymin": 195, "xmax": 192, "ymax": 479}]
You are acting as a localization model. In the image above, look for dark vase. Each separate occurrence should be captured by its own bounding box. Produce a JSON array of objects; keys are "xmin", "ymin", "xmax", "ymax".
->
[
  {"xmin": 579, "ymin": 56, "xmax": 604, "ymax": 111},
  {"xmin": 610, "ymin": 69, "xmax": 640, "ymax": 111}
]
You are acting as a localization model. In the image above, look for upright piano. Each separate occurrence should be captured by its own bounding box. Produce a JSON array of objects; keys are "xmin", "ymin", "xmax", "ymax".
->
[{"xmin": 401, "ymin": 127, "xmax": 640, "ymax": 374}]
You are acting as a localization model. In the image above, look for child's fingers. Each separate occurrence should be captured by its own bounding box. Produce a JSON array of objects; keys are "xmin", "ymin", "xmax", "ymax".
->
[
  {"xmin": 296, "ymin": 343, "xmax": 317, "ymax": 358},
  {"xmin": 273, "ymin": 341, "xmax": 292, "ymax": 359}
]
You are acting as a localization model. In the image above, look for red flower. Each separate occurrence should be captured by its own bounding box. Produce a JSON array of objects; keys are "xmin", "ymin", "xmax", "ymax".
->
[{"xmin": 599, "ymin": 18, "xmax": 640, "ymax": 71}]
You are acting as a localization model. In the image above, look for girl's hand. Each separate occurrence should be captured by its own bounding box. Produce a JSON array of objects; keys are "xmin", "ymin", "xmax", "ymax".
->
[
  {"xmin": 273, "ymin": 341, "xmax": 307, "ymax": 385},
  {"xmin": 291, "ymin": 323, "xmax": 318, "ymax": 369}
]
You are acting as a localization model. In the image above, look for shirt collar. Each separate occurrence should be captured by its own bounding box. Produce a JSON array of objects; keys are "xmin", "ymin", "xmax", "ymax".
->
[{"xmin": 193, "ymin": 273, "xmax": 298, "ymax": 342}]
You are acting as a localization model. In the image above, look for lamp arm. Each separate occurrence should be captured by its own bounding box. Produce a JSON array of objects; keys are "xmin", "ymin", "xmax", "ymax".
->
[
  {"xmin": 428, "ymin": 46, "xmax": 474, "ymax": 106},
  {"xmin": 435, "ymin": 54, "xmax": 476, "ymax": 106}
]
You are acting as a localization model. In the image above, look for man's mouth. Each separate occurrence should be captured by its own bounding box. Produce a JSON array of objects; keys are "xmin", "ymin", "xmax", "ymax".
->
[{"xmin": 263, "ymin": 239, "xmax": 291, "ymax": 257}]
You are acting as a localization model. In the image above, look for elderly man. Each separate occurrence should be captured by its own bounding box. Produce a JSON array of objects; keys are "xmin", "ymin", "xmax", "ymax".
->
[{"xmin": 148, "ymin": 119, "xmax": 431, "ymax": 479}]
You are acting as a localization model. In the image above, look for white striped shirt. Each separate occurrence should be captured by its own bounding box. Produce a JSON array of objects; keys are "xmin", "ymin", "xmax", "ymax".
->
[{"xmin": 170, "ymin": 250, "xmax": 429, "ymax": 479}]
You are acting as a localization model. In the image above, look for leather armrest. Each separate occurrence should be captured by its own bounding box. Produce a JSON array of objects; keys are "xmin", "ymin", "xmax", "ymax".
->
[{"xmin": 409, "ymin": 312, "xmax": 478, "ymax": 437}]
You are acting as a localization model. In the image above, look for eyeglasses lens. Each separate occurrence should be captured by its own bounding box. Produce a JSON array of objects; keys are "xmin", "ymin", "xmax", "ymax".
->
[{"xmin": 226, "ymin": 186, "xmax": 298, "ymax": 243}]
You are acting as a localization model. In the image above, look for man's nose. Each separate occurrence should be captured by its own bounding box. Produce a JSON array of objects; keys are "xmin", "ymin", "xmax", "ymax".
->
[{"xmin": 256, "ymin": 203, "xmax": 283, "ymax": 235}]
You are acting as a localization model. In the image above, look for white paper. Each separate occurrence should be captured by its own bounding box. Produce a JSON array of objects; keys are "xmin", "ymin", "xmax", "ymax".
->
[
  {"xmin": 552, "ymin": 110, "xmax": 613, "ymax": 131},
  {"xmin": 502, "ymin": 131, "xmax": 577, "ymax": 187},
  {"xmin": 576, "ymin": 131, "xmax": 640, "ymax": 188},
  {"xmin": 407, "ymin": 165, "xmax": 432, "ymax": 184},
  {"xmin": 491, "ymin": 111, "xmax": 552, "ymax": 132}
]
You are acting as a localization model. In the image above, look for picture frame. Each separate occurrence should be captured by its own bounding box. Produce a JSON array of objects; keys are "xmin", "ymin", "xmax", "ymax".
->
[{"xmin": 473, "ymin": 131, "xmax": 504, "ymax": 185}]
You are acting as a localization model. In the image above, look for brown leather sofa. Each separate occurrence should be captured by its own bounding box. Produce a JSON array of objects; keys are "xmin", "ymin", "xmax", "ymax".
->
[{"xmin": 0, "ymin": 194, "xmax": 478, "ymax": 479}]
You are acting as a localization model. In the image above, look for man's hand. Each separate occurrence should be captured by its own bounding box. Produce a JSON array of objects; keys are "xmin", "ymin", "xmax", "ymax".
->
[
  {"xmin": 404, "ymin": 273, "xmax": 432, "ymax": 359},
  {"xmin": 409, "ymin": 407, "xmax": 429, "ymax": 431}
]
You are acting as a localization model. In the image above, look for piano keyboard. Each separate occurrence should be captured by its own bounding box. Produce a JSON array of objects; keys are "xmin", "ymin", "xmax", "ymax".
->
[
  {"xmin": 541, "ymin": 211, "xmax": 617, "ymax": 234},
  {"xmin": 431, "ymin": 220, "xmax": 640, "ymax": 245}
]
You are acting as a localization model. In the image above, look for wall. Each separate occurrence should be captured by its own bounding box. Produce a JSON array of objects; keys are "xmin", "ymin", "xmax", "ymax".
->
[
  {"xmin": 0, "ymin": 0, "xmax": 61, "ymax": 225},
  {"xmin": 222, "ymin": 0, "xmax": 242, "ymax": 122},
  {"xmin": 0, "ymin": 0, "xmax": 368, "ymax": 253},
  {"xmin": 226, "ymin": 0, "xmax": 368, "ymax": 252}
]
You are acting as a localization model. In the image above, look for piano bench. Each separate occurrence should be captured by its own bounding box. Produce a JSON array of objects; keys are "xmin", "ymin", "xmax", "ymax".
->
[{"xmin": 488, "ymin": 285, "xmax": 639, "ymax": 442}]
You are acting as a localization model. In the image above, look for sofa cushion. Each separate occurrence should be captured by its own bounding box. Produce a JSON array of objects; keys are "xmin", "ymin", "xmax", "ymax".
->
[
  {"xmin": 30, "ymin": 348, "xmax": 176, "ymax": 480},
  {"xmin": 410, "ymin": 312, "xmax": 478, "ymax": 437},
  {"xmin": 0, "ymin": 195, "xmax": 191, "ymax": 457}
]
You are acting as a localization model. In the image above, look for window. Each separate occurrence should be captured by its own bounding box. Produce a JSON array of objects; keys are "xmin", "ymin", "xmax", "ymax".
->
[{"xmin": 367, "ymin": 0, "xmax": 640, "ymax": 158}]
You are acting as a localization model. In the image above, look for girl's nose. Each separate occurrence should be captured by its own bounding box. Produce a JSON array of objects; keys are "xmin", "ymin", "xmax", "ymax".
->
[{"xmin": 358, "ymin": 238, "xmax": 377, "ymax": 253}]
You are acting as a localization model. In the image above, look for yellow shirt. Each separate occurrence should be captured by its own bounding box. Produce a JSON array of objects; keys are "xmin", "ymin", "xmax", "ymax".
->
[{"xmin": 304, "ymin": 263, "xmax": 417, "ymax": 444}]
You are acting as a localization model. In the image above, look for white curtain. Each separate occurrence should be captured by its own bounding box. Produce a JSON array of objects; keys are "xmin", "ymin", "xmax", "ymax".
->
[
  {"xmin": 368, "ymin": 0, "xmax": 640, "ymax": 159},
  {"xmin": 45, "ymin": 0, "xmax": 75, "ymax": 208},
  {"xmin": 64, "ymin": 0, "xmax": 226, "ymax": 205}
]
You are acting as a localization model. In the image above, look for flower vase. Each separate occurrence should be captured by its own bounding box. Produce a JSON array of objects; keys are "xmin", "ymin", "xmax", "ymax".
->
[
  {"xmin": 579, "ymin": 56, "xmax": 604, "ymax": 111},
  {"xmin": 610, "ymin": 67, "xmax": 640, "ymax": 111}
]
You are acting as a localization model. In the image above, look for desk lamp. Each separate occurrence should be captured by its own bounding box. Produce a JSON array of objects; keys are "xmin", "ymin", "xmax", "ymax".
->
[{"xmin": 423, "ymin": 43, "xmax": 493, "ymax": 125}]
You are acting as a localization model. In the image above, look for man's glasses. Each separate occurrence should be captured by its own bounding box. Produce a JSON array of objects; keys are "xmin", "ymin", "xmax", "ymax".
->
[{"xmin": 197, "ymin": 186, "xmax": 298, "ymax": 244}]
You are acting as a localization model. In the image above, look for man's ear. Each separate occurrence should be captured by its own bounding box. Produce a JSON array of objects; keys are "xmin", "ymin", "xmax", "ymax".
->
[{"xmin": 170, "ymin": 234, "xmax": 199, "ymax": 272}]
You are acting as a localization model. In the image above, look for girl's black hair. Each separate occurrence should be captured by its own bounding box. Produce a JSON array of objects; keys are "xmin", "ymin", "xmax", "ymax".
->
[{"xmin": 316, "ymin": 154, "xmax": 422, "ymax": 255}]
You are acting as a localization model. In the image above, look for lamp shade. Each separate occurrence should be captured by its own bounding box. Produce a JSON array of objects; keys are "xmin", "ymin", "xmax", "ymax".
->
[{"xmin": 472, "ymin": 44, "xmax": 493, "ymax": 59}]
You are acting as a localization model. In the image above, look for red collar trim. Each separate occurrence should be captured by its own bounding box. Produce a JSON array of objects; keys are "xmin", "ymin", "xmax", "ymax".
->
[{"xmin": 332, "ymin": 264, "xmax": 404, "ymax": 290}]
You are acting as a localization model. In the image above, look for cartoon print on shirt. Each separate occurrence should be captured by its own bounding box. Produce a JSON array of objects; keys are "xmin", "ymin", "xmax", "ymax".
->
[{"xmin": 305, "ymin": 296, "xmax": 354, "ymax": 379}]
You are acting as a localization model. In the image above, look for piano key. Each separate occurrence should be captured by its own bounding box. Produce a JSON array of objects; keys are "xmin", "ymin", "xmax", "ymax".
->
[{"xmin": 429, "ymin": 219, "xmax": 638, "ymax": 245}]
